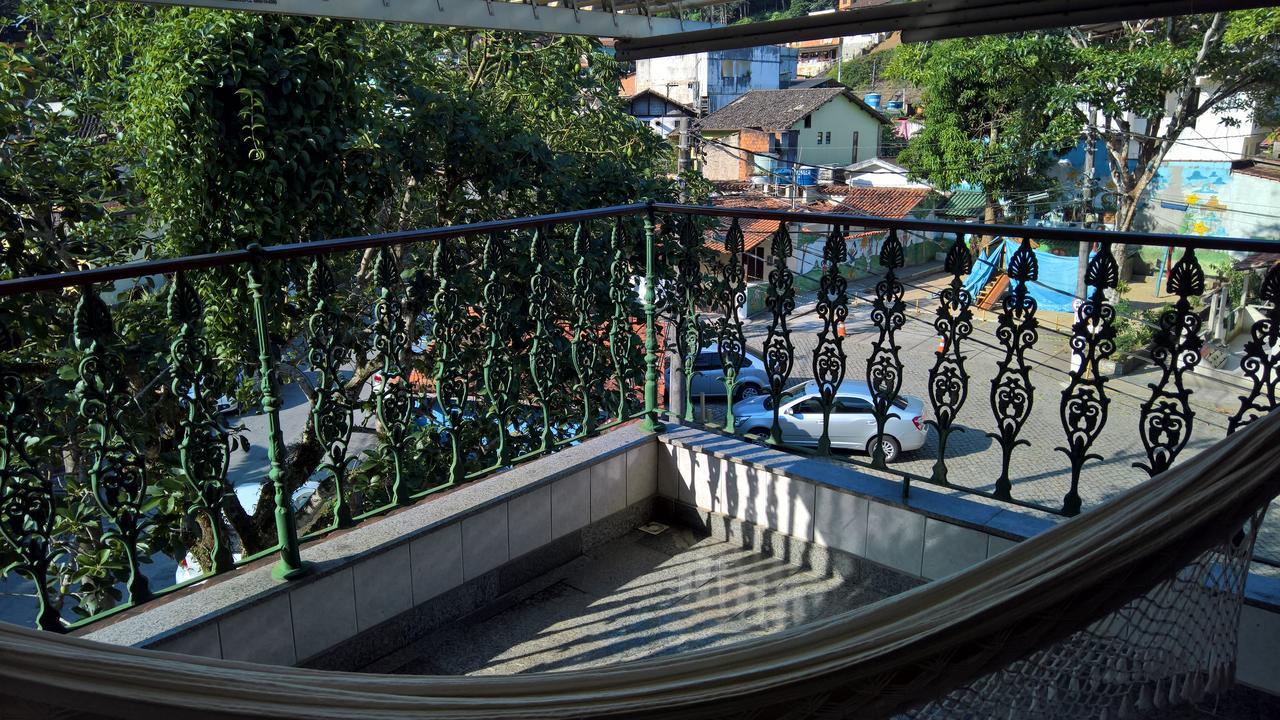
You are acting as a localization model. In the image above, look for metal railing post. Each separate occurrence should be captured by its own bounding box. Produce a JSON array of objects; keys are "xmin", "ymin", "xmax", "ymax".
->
[
  {"xmin": 247, "ymin": 246, "xmax": 307, "ymax": 581},
  {"xmin": 641, "ymin": 202, "xmax": 665, "ymax": 433}
]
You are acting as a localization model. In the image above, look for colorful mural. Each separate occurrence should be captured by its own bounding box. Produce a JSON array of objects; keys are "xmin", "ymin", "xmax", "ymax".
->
[{"xmin": 1146, "ymin": 161, "xmax": 1233, "ymax": 237}]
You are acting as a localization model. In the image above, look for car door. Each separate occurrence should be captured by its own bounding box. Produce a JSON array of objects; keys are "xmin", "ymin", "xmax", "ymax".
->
[
  {"xmin": 690, "ymin": 351, "xmax": 725, "ymax": 397},
  {"xmin": 830, "ymin": 395, "xmax": 877, "ymax": 449},
  {"xmin": 779, "ymin": 397, "xmax": 825, "ymax": 446}
]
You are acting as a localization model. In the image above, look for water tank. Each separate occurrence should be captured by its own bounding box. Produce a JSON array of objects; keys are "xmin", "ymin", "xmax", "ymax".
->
[
  {"xmin": 795, "ymin": 167, "xmax": 818, "ymax": 186},
  {"xmin": 863, "ymin": 92, "xmax": 882, "ymax": 109},
  {"xmin": 885, "ymin": 99, "xmax": 903, "ymax": 112},
  {"xmin": 771, "ymin": 167, "xmax": 794, "ymax": 184}
]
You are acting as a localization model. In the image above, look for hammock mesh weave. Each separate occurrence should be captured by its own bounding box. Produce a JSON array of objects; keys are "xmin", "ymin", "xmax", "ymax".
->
[{"xmin": 904, "ymin": 510, "xmax": 1262, "ymax": 720}]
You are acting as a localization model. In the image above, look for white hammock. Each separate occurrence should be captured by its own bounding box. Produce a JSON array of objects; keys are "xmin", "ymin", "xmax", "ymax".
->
[{"xmin": 1, "ymin": 411, "xmax": 1277, "ymax": 720}]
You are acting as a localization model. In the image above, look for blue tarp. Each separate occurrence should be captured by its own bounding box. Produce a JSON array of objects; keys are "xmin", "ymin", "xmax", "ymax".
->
[
  {"xmin": 1002, "ymin": 239, "xmax": 1092, "ymax": 313},
  {"xmin": 962, "ymin": 244, "xmax": 999, "ymax": 298}
]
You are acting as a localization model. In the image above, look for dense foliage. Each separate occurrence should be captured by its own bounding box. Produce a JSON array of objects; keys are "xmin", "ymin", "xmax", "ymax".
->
[{"xmin": 1, "ymin": 1, "xmax": 680, "ymax": 626}]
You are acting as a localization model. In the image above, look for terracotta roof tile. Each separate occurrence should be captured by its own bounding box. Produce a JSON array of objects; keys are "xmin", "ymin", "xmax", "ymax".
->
[{"xmin": 824, "ymin": 186, "xmax": 931, "ymax": 218}]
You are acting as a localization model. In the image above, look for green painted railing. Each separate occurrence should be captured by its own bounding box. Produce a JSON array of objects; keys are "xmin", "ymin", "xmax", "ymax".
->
[{"xmin": 2, "ymin": 201, "xmax": 1278, "ymax": 631}]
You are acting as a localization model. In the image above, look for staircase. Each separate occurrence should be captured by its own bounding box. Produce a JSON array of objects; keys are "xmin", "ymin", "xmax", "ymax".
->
[{"xmin": 976, "ymin": 271, "xmax": 1009, "ymax": 311}]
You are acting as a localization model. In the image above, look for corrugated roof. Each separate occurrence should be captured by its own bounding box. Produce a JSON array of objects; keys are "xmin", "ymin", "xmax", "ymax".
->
[
  {"xmin": 1232, "ymin": 159, "xmax": 1280, "ymax": 183},
  {"xmin": 938, "ymin": 189, "xmax": 987, "ymax": 218},
  {"xmin": 699, "ymin": 87, "xmax": 889, "ymax": 132}
]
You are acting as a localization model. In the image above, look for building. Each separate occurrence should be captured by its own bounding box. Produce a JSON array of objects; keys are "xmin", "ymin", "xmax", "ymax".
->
[
  {"xmin": 791, "ymin": 37, "xmax": 842, "ymax": 78},
  {"xmin": 843, "ymin": 157, "xmax": 931, "ymax": 189},
  {"xmin": 625, "ymin": 89, "xmax": 696, "ymax": 139},
  {"xmin": 698, "ymin": 87, "xmax": 890, "ymax": 182},
  {"xmin": 633, "ymin": 46, "xmax": 799, "ymax": 116}
]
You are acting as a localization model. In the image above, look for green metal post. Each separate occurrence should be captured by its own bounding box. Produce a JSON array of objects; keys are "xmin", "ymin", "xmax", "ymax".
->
[
  {"xmin": 246, "ymin": 247, "xmax": 307, "ymax": 581},
  {"xmin": 641, "ymin": 204, "xmax": 665, "ymax": 433}
]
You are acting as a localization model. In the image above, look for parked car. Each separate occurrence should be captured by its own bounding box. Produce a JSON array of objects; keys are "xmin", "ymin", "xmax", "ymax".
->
[
  {"xmin": 670, "ymin": 342, "xmax": 770, "ymax": 402},
  {"xmin": 731, "ymin": 380, "xmax": 927, "ymax": 462}
]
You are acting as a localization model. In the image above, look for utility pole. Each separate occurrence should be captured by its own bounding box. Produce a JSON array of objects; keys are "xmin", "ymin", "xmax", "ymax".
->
[{"xmin": 1077, "ymin": 105, "xmax": 1094, "ymax": 304}]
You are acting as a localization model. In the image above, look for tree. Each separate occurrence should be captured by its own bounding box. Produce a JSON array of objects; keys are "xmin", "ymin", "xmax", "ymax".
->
[
  {"xmin": 1056, "ymin": 12, "xmax": 1280, "ymax": 267},
  {"xmin": 886, "ymin": 34, "xmax": 1080, "ymax": 223},
  {"xmin": 3, "ymin": 1, "xmax": 676, "ymax": 626}
]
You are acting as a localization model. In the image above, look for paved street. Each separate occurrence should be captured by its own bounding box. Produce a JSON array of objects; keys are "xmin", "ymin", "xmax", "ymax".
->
[{"xmin": 707, "ymin": 265, "xmax": 1278, "ymax": 570}]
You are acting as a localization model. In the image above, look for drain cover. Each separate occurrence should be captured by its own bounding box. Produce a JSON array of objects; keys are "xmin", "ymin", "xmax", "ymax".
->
[{"xmin": 637, "ymin": 522, "xmax": 669, "ymax": 536}]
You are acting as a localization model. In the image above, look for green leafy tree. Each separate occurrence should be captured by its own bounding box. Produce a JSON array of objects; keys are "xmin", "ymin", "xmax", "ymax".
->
[
  {"xmin": 887, "ymin": 34, "xmax": 1079, "ymax": 223},
  {"xmin": 1055, "ymin": 11, "xmax": 1280, "ymax": 270},
  {"xmin": 3, "ymin": 2, "xmax": 677, "ymax": 625}
]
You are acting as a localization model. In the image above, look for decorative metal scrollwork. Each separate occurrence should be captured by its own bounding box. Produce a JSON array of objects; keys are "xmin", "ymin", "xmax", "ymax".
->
[
  {"xmin": 813, "ymin": 226, "xmax": 849, "ymax": 455},
  {"xmin": 0, "ymin": 354, "xmax": 61, "ymax": 631},
  {"xmin": 867, "ymin": 229, "xmax": 905, "ymax": 470},
  {"xmin": 431, "ymin": 239, "xmax": 467, "ymax": 484},
  {"xmin": 988, "ymin": 238, "xmax": 1039, "ymax": 501},
  {"xmin": 1057, "ymin": 243, "xmax": 1119, "ymax": 516},
  {"xmin": 481, "ymin": 233, "xmax": 518, "ymax": 467},
  {"xmin": 671, "ymin": 214, "xmax": 704, "ymax": 422},
  {"xmin": 304, "ymin": 258, "xmax": 354, "ymax": 528},
  {"xmin": 719, "ymin": 218, "xmax": 748, "ymax": 433},
  {"xmin": 73, "ymin": 287, "xmax": 151, "ymax": 604},
  {"xmin": 528, "ymin": 228, "xmax": 559, "ymax": 451},
  {"xmin": 167, "ymin": 272, "xmax": 236, "ymax": 571},
  {"xmin": 570, "ymin": 223, "xmax": 603, "ymax": 437},
  {"xmin": 763, "ymin": 223, "xmax": 796, "ymax": 445},
  {"xmin": 608, "ymin": 219, "xmax": 638, "ymax": 421},
  {"xmin": 371, "ymin": 247, "xmax": 413, "ymax": 505},
  {"xmin": 927, "ymin": 235, "xmax": 974, "ymax": 485},
  {"xmin": 1229, "ymin": 263, "xmax": 1280, "ymax": 434},
  {"xmin": 1136, "ymin": 249, "xmax": 1204, "ymax": 476}
]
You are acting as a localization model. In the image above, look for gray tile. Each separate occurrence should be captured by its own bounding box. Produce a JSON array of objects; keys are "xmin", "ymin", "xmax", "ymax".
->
[
  {"xmin": 508, "ymin": 485, "xmax": 552, "ymax": 559},
  {"xmin": 551, "ymin": 469, "xmax": 591, "ymax": 539},
  {"xmin": 626, "ymin": 443, "xmax": 659, "ymax": 505},
  {"xmin": 864, "ymin": 501, "xmax": 926, "ymax": 576},
  {"xmin": 921, "ymin": 519, "xmax": 989, "ymax": 580},
  {"xmin": 462, "ymin": 502, "xmax": 510, "ymax": 580},
  {"xmin": 656, "ymin": 442, "xmax": 679, "ymax": 499},
  {"xmin": 590, "ymin": 453, "xmax": 627, "ymax": 521},
  {"xmin": 756, "ymin": 472, "xmax": 815, "ymax": 540},
  {"xmin": 410, "ymin": 523, "xmax": 463, "ymax": 604},
  {"xmin": 290, "ymin": 568, "xmax": 357, "ymax": 661},
  {"xmin": 987, "ymin": 535, "xmax": 1018, "ymax": 558},
  {"xmin": 814, "ymin": 486, "xmax": 869, "ymax": 557},
  {"xmin": 1237, "ymin": 604, "xmax": 1280, "ymax": 694},
  {"xmin": 149, "ymin": 623, "xmax": 222, "ymax": 659},
  {"xmin": 688, "ymin": 449, "xmax": 720, "ymax": 511},
  {"xmin": 218, "ymin": 594, "xmax": 295, "ymax": 666},
  {"xmin": 354, "ymin": 546, "xmax": 413, "ymax": 631}
]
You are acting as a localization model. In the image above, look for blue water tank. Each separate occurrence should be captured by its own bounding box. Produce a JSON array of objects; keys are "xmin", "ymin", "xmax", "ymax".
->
[
  {"xmin": 886, "ymin": 99, "xmax": 903, "ymax": 111},
  {"xmin": 772, "ymin": 167, "xmax": 794, "ymax": 184},
  {"xmin": 863, "ymin": 92, "xmax": 882, "ymax": 109},
  {"xmin": 795, "ymin": 167, "xmax": 818, "ymax": 186}
]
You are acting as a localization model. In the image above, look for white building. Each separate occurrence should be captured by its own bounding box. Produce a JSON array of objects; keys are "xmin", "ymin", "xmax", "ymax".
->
[{"xmin": 634, "ymin": 46, "xmax": 799, "ymax": 115}]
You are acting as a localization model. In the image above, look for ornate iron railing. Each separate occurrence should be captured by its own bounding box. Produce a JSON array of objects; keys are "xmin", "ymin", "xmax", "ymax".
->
[{"xmin": 1, "ymin": 201, "xmax": 1277, "ymax": 631}]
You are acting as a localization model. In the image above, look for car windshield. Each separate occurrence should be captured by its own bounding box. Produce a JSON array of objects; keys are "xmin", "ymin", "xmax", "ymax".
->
[{"xmin": 766, "ymin": 382, "xmax": 808, "ymax": 410}]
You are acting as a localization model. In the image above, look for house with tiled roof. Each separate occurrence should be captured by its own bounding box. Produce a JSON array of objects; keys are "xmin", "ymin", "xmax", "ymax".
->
[
  {"xmin": 704, "ymin": 184, "xmax": 943, "ymax": 316},
  {"xmin": 699, "ymin": 87, "xmax": 890, "ymax": 183}
]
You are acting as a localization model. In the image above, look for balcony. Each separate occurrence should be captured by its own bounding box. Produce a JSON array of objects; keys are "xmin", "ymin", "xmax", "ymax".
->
[{"xmin": 2, "ymin": 202, "xmax": 1279, "ymax": 717}]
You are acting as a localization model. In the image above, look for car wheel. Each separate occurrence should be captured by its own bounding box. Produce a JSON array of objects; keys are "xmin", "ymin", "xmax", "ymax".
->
[
  {"xmin": 869, "ymin": 435, "xmax": 902, "ymax": 463},
  {"xmin": 734, "ymin": 383, "xmax": 762, "ymax": 401},
  {"xmin": 743, "ymin": 426, "xmax": 771, "ymax": 439}
]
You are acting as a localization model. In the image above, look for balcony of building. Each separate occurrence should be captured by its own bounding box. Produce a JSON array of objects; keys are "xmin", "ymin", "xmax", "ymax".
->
[{"xmin": 2, "ymin": 203, "xmax": 1279, "ymax": 718}]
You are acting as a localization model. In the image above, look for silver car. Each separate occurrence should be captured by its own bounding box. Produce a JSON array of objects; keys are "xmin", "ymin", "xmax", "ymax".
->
[
  {"xmin": 731, "ymin": 380, "xmax": 928, "ymax": 463},
  {"xmin": 674, "ymin": 342, "xmax": 770, "ymax": 402}
]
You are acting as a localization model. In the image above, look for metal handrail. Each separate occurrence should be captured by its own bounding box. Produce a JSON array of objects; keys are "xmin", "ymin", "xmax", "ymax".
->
[{"xmin": 0, "ymin": 203, "xmax": 648, "ymax": 297}]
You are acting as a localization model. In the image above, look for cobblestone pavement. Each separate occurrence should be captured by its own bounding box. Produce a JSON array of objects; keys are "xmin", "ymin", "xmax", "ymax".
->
[{"xmin": 690, "ymin": 265, "xmax": 1278, "ymax": 570}]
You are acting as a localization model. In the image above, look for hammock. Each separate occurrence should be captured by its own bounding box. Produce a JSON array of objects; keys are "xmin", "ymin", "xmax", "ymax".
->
[{"xmin": 2, "ymin": 412, "xmax": 1278, "ymax": 720}]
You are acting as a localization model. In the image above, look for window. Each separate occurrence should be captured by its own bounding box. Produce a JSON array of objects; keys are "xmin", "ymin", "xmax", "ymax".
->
[
  {"xmin": 693, "ymin": 352, "xmax": 720, "ymax": 371},
  {"xmin": 803, "ymin": 114, "xmax": 812, "ymax": 129},
  {"xmin": 835, "ymin": 396, "xmax": 874, "ymax": 414},
  {"xmin": 791, "ymin": 398, "xmax": 824, "ymax": 414},
  {"xmin": 851, "ymin": 131, "xmax": 860, "ymax": 163},
  {"xmin": 825, "ymin": 131, "xmax": 832, "ymax": 144},
  {"xmin": 816, "ymin": 132, "xmax": 823, "ymax": 145},
  {"xmin": 744, "ymin": 246, "xmax": 766, "ymax": 281}
]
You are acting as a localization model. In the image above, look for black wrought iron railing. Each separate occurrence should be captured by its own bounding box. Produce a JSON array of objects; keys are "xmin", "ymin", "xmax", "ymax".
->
[{"xmin": 1, "ymin": 201, "xmax": 1277, "ymax": 632}]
